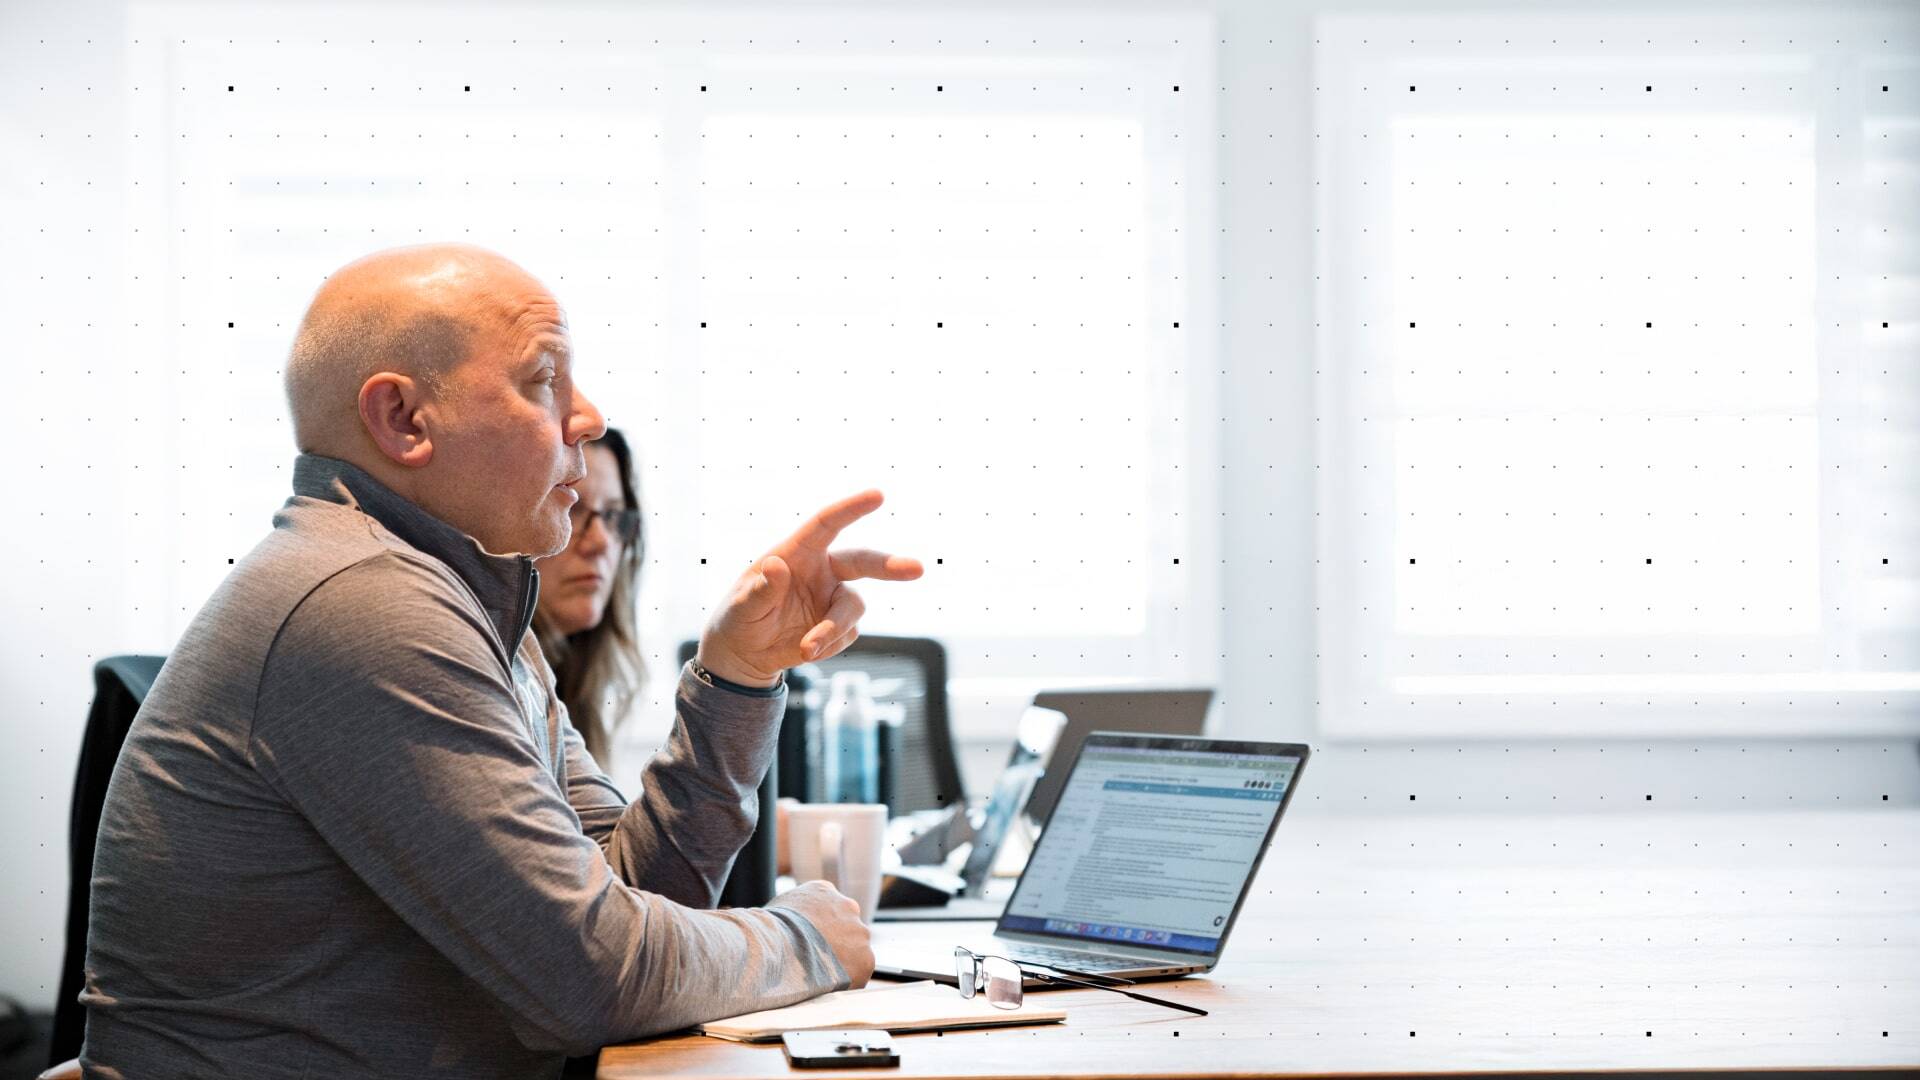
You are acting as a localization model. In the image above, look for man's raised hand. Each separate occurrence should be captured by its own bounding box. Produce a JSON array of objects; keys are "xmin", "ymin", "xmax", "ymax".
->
[{"xmin": 695, "ymin": 489, "xmax": 923, "ymax": 687}]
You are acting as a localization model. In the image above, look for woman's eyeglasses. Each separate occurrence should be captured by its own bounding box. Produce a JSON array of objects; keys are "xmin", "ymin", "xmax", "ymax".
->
[
  {"xmin": 568, "ymin": 503, "xmax": 641, "ymax": 546},
  {"xmin": 952, "ymin": 947, "xmax": 1207, "ymax": 1017}
]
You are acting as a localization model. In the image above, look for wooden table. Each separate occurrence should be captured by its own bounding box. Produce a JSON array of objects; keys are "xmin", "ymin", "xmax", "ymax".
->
[{"xmin": 599, "ymin": 809, "xmax": 1920, "ymax": 1077}]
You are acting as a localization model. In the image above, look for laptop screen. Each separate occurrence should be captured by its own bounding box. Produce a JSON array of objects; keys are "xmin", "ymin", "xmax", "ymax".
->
[{"xmin": 996, "ymin": 733, "xmax": 1307, "ymax": 958}]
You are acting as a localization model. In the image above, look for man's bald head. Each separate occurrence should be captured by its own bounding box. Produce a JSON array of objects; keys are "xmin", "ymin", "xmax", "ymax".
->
[
  {"xmin": 279, "ymin": 242, "xmax": 604, "ymax": 557},
  {"xmin": 283, "ymin": 243, "xmax": 541, "ymax": 456}
]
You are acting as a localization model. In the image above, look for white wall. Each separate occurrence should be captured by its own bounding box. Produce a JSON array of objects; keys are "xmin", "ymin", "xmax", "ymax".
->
[{"xmin": 5, "ymin": 0, "xmax": 1917, "ymax": 1013}]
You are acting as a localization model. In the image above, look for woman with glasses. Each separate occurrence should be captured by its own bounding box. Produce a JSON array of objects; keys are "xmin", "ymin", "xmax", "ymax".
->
[{"xmin": 532, "ymin": 427, "xmax": 647, "ymax": 767}]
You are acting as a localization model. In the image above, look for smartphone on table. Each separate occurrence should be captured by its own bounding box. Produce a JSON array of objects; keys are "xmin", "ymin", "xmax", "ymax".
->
[{"xmin": 780, "ymin": 1029, "xmax": 899, "ymax": 1068}]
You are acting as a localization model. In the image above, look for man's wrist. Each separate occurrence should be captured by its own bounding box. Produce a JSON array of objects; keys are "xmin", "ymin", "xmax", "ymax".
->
[
  {"xmin": 689, "ymin": 655, "xmax": 785, "ymax": 697},
  {"xmin": 693, "ymin": 639, "xmax": 782, "ymax": 688}
]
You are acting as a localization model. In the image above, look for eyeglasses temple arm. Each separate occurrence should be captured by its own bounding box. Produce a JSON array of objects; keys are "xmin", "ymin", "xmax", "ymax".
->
[{"xmin": 1030, "ymin": 971, "xmax": 1209, "ymax": 1017}]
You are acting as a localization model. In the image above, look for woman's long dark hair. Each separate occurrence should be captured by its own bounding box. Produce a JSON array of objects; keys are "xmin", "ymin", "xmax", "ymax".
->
[{"xmin": 533, "ymin": 427, "xmax": 646, "ymax": 765}]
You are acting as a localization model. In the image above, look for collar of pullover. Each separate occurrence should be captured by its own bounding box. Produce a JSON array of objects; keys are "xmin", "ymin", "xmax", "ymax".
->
[{"xmin": 290, "ymin": 453, "xmax": 539, "ymax": 657}]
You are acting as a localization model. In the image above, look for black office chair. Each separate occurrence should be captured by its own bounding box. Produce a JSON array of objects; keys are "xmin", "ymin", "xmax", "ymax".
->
[{"xmin": 50, "ymin": 656, "xmax": 166, "ymax": 1070}]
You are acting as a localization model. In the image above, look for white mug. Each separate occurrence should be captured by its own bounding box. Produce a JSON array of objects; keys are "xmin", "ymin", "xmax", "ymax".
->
[{"xmin": 785, "ymin": 803, "xmax": 888, "ymax": 922}]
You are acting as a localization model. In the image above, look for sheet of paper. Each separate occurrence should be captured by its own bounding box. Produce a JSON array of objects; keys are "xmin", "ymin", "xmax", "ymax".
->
[{"xmin": 696, "ymin": 980, "xmax": 1066, "ymax": 1042}]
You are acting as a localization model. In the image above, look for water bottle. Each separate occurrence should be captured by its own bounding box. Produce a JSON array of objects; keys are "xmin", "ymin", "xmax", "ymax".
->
[{"xmin": 821, "ymin": 670, "xmax": 879, "ymax": 804}]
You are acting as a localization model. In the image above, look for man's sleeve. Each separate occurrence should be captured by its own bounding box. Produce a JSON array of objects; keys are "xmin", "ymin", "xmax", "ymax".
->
[
  {"xmin": 248, "ymin": 553, "xmax": 847, "ymax": 1055},
  {"xmin": 558, "ymin": 654, "xmax": 783, "ymax": 909}
]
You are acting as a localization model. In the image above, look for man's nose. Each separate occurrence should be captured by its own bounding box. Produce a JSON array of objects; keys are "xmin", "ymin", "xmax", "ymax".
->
[{"xmin": 568, "ymin": 384, "xmax": 609, "ymax": 446}]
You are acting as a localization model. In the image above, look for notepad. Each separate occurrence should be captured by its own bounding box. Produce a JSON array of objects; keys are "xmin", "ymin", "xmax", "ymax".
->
[{"xmin": 695, "ymin": 980, "xmax": 1067, "ymax": 1043}]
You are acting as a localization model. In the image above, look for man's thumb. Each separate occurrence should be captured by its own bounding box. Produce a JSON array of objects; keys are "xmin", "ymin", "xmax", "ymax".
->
[{"xmin": 735, "ymin": 554, "xmax": 790, "ymax": 620}]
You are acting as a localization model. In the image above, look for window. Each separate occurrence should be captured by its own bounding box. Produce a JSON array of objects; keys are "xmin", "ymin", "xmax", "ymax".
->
[
  {"xmin": 124, "ymin": 5, "xmax": 1219, "ymax": 749},
  {"xmin": 1314, "ymin": 13, "xmax": 1920, "ymax": 736}
]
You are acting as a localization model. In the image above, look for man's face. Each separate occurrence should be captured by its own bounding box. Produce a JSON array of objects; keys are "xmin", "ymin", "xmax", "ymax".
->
[{"xmin": 431, "ymin": 290, "xmax": 606, "ymax": 558}]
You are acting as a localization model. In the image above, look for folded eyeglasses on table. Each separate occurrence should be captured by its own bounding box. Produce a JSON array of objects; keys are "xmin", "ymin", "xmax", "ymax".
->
[{"xmin": 953, "ymin": 946, "xmax": 1208, "ymax": 1017}]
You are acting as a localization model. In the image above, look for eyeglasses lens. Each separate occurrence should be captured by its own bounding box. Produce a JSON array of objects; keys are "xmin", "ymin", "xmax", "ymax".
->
[
  {"xmin": 954, "ymin": 947, "xmax": 978, "ymax": 1000},
  {"xmin": 982, "ymin": 956, "xmax": 1022, "ymax": 1010},
  {"xmin": 613, "ymin": 508, "xmax": 641, "ymax": 544},
  {"xmin": 569, "ymin": 505, "xmax": 639, "ymax": 545}
]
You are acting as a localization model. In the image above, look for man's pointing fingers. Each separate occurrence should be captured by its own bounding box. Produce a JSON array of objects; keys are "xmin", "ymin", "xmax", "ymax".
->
[{"xmin": 829, "ymin": 548, "xmax": 924, "ymax": 582}]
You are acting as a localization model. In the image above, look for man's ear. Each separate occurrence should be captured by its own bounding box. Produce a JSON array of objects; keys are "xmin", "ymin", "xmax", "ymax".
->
[{"xmin": 357, "ymin": 372, "xmax": 435, "ymax": 468}]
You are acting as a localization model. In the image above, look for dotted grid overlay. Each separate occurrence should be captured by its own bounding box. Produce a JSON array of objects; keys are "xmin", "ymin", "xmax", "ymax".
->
[{"xmin": 0, "ymin": 1, "xmax": 1915, "ymax": 1065}]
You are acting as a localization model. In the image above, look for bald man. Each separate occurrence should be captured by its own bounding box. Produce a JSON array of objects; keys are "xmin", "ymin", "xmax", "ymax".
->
[{"xmin": 79, "ymin": 244, "xmax": 920, "ymax": 1079}]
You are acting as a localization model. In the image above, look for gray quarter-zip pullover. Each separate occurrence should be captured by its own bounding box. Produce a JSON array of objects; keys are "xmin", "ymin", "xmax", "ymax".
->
[{"xmin": 80, "ymin": 453, "xmax": 845, "ymax": 1079}]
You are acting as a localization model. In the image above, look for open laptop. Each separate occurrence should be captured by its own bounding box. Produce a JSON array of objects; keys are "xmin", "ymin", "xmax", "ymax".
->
[
  {"xmin": 1023, "ymin": 688, "xmax": 1214, "ymax": 827},
  {"xmin": 874, "ymin": 732, "xmax": 1308, "ymax": 987},
  {"xmin": 875, "ymin": 707, "xmax": 1059, "ymax": 922},
  {"xmin": 878, "ymin": 687, "xmax": 1214, "ymax": 921}
]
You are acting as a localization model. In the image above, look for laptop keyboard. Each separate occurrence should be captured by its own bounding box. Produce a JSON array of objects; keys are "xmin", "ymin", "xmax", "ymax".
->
[{"xmin": 1004, "ymin": 944, "xmax": 1147, "ymax": 973}]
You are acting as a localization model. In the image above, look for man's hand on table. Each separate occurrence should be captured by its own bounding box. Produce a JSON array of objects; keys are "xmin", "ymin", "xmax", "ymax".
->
[
  {"xmin": 769, "ymin": 880, "xmax": 876, "ymax": 988},
  {"xmin": 695, "ymin": 489, "xmax": 923, "ymax": 688}
]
